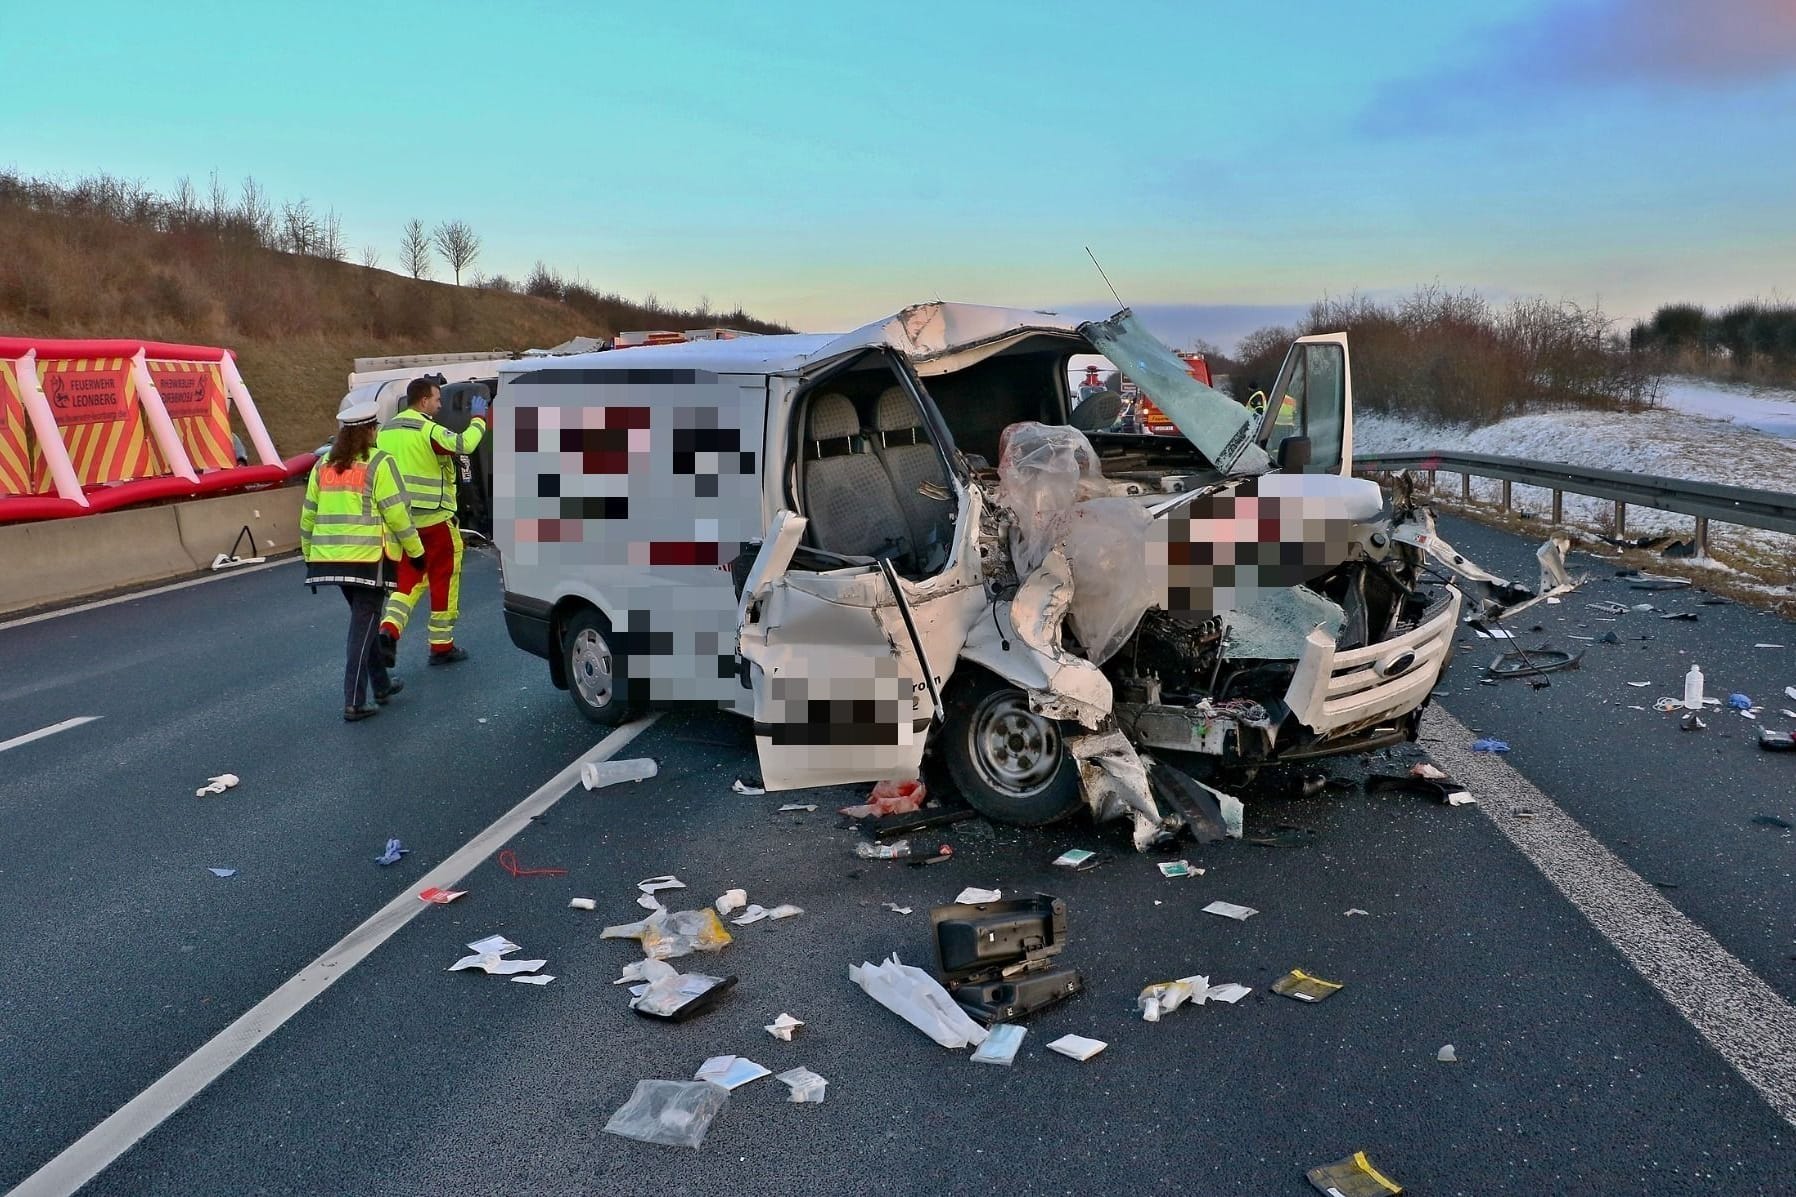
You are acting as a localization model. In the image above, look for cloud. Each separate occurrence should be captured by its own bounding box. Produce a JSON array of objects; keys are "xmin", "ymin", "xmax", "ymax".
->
[{"xmin": 1360, "ymin": 0, "xmax": 1796, "ymax": 134}]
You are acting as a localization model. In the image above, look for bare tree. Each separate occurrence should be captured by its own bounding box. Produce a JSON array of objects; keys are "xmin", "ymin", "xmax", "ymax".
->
[
  {"xmin": 280, "ymin": 198, "xmax": 319, "ymax": 255},
  {"xmin": 360, "ymin": 244, "xmax": 382, "ymax": 269},
  {"xmin": 168, "ymin": 176, "xmax": 198, "ymax": 231},
  {"xmin": 400, "ymin": 219, "xmax": 432, "ymax": 279},
  {"xmin": 206, "ymin": 171, "xmax": 232, "ymax": 232},
  {"xmin": 431, "ymin": 220, "xmax": 480, "ymax": 285},
  {"xmin": 318, "ymin": 207, "xmax": 347, "ymax": 261},
  {"xmin": 238, "ymin": 176, "xmax": 275, "ymax": 247}
]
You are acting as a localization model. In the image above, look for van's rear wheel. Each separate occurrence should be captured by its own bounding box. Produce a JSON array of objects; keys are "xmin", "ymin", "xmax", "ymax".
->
[
  {"xmin": 940, "ymin": 673, "xmax": 1082, "ymax": 826},
  {"xmin": 563, "ymin": 609, "xmax": 642, "ymax": 726}
]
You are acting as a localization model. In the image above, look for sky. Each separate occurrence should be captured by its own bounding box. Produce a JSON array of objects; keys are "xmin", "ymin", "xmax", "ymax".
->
[{"xmin": 3, "ymin": 0, "xmax": 1794, "ymax": 350}]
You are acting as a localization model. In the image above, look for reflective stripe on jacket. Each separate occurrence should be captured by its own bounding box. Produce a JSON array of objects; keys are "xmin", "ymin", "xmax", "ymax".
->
[
  {"xmin": 377, "ymin": 409, "xmax": 487, "ymax": 519},
  {"xmin": 300, "ymin": 449, "xmax": 425, "ymax": 564}
]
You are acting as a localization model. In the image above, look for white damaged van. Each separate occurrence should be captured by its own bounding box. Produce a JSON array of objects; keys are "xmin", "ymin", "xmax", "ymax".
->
[{"xmin": 495, "ymin": 303, "xmax": 1533, "ymax": 846}]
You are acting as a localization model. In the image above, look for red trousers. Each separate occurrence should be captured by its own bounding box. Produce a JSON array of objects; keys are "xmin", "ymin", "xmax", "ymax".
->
[{"xmin": 381, "ymin": 520, "xmax": 464, "ymax": 650}]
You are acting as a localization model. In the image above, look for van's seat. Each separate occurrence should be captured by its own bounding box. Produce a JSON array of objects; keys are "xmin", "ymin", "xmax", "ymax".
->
[
  {"xmin": 801, "ymin": 392, "xmax": 910, "ymax": 563},
  {"xmin": 872, "ymin": 386, "xmax": 955, "ymax": 573}
]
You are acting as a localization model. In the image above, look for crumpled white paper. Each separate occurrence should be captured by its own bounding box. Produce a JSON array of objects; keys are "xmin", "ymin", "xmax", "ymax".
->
[{"xmin": 849, "ymin": 954, "xmax": 989, "ymax": 1049}]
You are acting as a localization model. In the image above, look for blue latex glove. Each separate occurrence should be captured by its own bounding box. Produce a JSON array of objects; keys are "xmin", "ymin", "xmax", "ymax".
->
[
  {"xmin": 470, "ymin": 395, "xmax": 489, "ymax": 418},
  {"xmin": 1470, "ymin": 738, "xmax": 1510, "ymax": 754},
  {"xmin": 375, "ymin": 837, "xmax": 407, "ymax": 866}
]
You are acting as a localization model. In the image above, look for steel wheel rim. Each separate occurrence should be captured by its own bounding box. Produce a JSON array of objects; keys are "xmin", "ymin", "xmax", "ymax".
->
[
  {"xmin": 967, "ymin": 688, "xmax": 1061, "ymax": 797},
  {"xmin": 571, "ymin": 627, "xmax": 614, "ymax": 708}
]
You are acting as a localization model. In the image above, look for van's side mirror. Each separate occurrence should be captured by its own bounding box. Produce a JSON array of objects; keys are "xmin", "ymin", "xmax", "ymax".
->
[{"xmin": 1277, "ymin": 435, "xmax": 1312, "ymax": 473}]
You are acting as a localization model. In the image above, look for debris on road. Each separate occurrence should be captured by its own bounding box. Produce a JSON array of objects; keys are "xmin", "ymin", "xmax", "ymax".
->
[
  {"xmin": 694, "ymin": 1055, "xmax": 770, "ymax": 1090},
  {"xmin": 855, "ymin": 840, "xmax": 912, "ymax": 860},
  {"xmin": 970, "ymin": 1023, "xmax": 1026, "ymax": 1065},
  {"xmin": 1759, "ymin": 730, "xmax": 1796, "ymax": 753},
  {"xmin": 1437, "ymin": 1044, "xmax": 1458, "ymax": 1062},
  {"xmin": 641, "ymin": 909, "xmax": 734, "ymax": 958},
  {"xmin": 1344, "ymin": 908, "xmax": 1370, "ymax": 917},
  {"xmin": 1751, "ymin": 815, "xmax": 1792, "ymax": 829},
  {"xmin": 1052, "ymin": 848, "xmax": 1098, "ymax": 869},
  {"xmin": 1205, "ymin": 983, "xmax": 1252, "ymax": 1003},
  {"xmin": 1757, "ymin": 644, "xmax": 1787, "ymax": 650},
  {"xmin": 511, "ymin": 974, "xmax": 554, "ymax": 985},
  {"xmin": 714, "ymin": 888, "xmax": 747, "ymax": 916},
  {"xmin": 1682, "ymin": 713, "xmax": 1707, "ymax": 731},
  {"xmin": 418, "ymin": 887, "xmax": 465, "ymax": 905},
  {"xmin": 495, "ymin": 849, "xmax": 566, "ymax": 878},
  {"xmin": 1157, "ymin": 859, "xmax": 1201, "ymax": 878},
  {"xmin": 775, "ymin": 1066, "xmax": 828, "ymax": 1103},
  {"xmin": 1728, "ymin": 693, "xmax": 1754, "ymax": 711},
  {"xmin": 206, "ymin": 867, "xmax": 236, "ymax": 878},
  {"xmin": 1203, "ymin": 900, "xmax": 1257, "ymax": 921},
  {"xmin": 194, "ymin": 773, "xmax": 240, "ymax": 797},
  {"xmin": 848, "ymin": 955, "xmax": 990, "ymax": 1049},
  {"xmin": 374, "ymin": 838, "xmax": 408, "ymax": 866},
  {"xmin": 1272, "ymin": 969, "xmax": 1344, "ymax": 1003},
  {"xmin": 907, "ymin": 844, "xmax": 954, "ymax": 866},
  {"xmin": 638, "ymin": 875, "xmax": 687, "ymax": 895},
  {"xmin": 630, "ymin": 962, "xmax": 737, "ymax": 1020},
  {"xmin": 603, "ymin": 1079, "xmax": 728, "ymax": 1150},
  {"xmin": 1470, "ymin": 739, "xmax": 1510, "ymax": 754},
  {"xmin": 838, "ymin": 778, "xmax": 927, "ymax": 818},
  {"xmin": 1046, "ymin": 1034, "xmax": 1107, "ymax": 1062},
  {"xmin": 765, "ymin": 1013, "xmax": 803, "ymax": 1041},
  {"xmin": 580, "ymin": 757, "xmax": 658, "ymax": 790},
  {"xmin": 1487, "ymin": 649, "xmax": 1582, "ymax": 678},
  {"xmin": 882, "ymin": 902, "xmax": 914, "ymax": 915},
  {"xmin": 954, "ymin": 887, "xmax": 1002, "ymax": 904},
  {"xmin": 450, "ymin": 951, "xmax": 546, "ymax": 976},
  {"xmin": 1138, "ymin": 975, "xmax": 1208, "ymax": 1021},
  {"xmin": 776, "ymin": 803, "xmax": 816, "ymax": 812},
  {"xmin": 569, "ymin": 897, "xmax": 597, "ymax": 910},
  {"xmin": 1587, "ymin": 601, "xmax": 1629, "ymax": 615},
  {"xmin": 933, "ymin": 894, "xmax": 1082, "ymax": 1022},
  {"xmin": 1306, "ymin": 1150, "xmax": 1404, "ymax": 1196},
  {"xmin": 732, "ymin": 777, "xmax": 766, "ymax": 796}
]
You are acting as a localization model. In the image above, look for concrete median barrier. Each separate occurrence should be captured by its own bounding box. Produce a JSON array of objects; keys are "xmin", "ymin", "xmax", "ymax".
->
[{"xmin": 0, "ymin": 485, "xmax": 304, "ymax": 616}]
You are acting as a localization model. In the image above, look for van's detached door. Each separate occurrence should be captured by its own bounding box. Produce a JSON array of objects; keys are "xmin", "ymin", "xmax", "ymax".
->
[
  {"xmin": 736, "ymin": 510, "xmax": 980, "ymax": 791},
  {"xmin": 1259, "ymin": 333, "xmax": 1353, "ymax": 476}
]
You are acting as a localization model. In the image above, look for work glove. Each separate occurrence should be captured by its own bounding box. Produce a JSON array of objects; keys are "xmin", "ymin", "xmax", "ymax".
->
[
  {"xmin": 470, "ymin": 395, "xmax": 489, "ymax": 418},
  {"xmin": 409, "ymin": 552, "xmax": 427, "ymax": 573}
]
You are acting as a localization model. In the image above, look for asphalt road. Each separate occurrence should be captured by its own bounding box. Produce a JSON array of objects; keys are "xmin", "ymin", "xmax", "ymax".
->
[{"xmin": 2, "ymin": 519, "xmax": 1794, "ymax": 1195}]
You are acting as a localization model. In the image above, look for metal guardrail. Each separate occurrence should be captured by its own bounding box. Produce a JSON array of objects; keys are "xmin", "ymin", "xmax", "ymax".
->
[{"xmin": 1353, "ymin": 451, "xmax": 1796, "ymax": 553}]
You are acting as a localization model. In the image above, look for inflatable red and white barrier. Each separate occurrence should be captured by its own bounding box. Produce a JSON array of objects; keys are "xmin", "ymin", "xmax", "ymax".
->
[{"xmin": 0, "ymin": 338, "xmax": 311, "ymax": 524}]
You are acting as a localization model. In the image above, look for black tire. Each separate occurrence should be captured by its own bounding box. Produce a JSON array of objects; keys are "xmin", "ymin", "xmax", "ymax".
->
[
  {"xmin": 939, "ymin": 672, "xmax": 1082, "ymax": 826},
  {"xmin": 562, "ymin": 608, "xmax": 643, "ymax": 726}
]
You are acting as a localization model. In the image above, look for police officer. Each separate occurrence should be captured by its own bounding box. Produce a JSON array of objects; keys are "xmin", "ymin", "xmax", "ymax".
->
[
  {"xmin": 377, "ymin": 377, "xmax": 488, "ymax": 666},
  {"xmin": 300, "ymin": 401, "xmax": 425, "ymax": 721}
]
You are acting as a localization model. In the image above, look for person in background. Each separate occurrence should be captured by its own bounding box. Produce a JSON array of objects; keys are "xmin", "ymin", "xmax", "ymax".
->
[
  {"xmin": 300, "ymin": 401, "xmax": 425, "ymax": 721},
  {"xmin": 377, "ymin": 378, "xmax": 488, "ymax": 666}
]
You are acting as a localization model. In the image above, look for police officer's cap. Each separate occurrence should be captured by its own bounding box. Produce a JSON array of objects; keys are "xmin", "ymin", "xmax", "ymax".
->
[{"xmin": 337, "ymin": 400, "xmax": 380, "ymax": 428}]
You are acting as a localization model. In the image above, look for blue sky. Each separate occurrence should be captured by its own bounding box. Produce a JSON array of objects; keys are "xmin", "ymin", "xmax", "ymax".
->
[{"xmin": 3, "ymin": 0, "xmax": 1793, "ymax": 348}]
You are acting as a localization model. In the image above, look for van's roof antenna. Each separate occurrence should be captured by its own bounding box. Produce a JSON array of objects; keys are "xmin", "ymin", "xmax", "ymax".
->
[{"xmin": 1085, "ymin": 246, "xmax": 1127, "ymax": 311}]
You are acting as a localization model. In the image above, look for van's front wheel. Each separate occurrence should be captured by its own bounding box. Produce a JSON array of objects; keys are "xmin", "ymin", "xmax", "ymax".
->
[
  {"xmin": 940, "ymin": 673, "xmax": 1082, "ymax": 826},
  {"xmin": 563, "ymin": 609, "xmax": 642, "ymax": 726}
]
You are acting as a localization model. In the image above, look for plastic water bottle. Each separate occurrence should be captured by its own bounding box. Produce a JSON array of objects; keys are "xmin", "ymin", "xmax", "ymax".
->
[
  {"xmin": 1684, "ymin": 665, "xmax": 1704, "ymax": 711},
  {"xmin": 580, "ymin": 758, "xmax": 658, "ymax": 791}
]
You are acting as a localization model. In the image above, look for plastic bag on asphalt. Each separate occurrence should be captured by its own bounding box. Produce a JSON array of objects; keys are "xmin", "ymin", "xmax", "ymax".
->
[
  {"xmin": 839, "ymin": 779, "xmax": 928, "ymax": 818},
  {"xmin": 603, "ymin": 1079, "xmax": 728, "ymax": 1150},
  {"xmin": 849, "ymin": 954, "xmax": 990, "ymax": 1049},
  {"xmin": 641, "ymin": 909, "xmax": 733, "ymax": 960}
]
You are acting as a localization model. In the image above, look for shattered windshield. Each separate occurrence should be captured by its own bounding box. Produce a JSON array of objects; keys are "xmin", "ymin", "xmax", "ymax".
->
[{"xmin": 1080, "ymin": 310, "xmax": 1270, "ymax": 477}]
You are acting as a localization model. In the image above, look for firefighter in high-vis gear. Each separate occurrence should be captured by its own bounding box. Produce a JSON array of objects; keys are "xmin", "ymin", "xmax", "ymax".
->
[
  {"xmin": 301, "ymin": 401, "xmax": 426, "ymax": 721},
  {"xmin": 377, "ymin": 377, "xmax": 488, "ymax": 666}
]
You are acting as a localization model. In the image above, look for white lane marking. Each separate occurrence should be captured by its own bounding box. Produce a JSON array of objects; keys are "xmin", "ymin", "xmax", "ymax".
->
[
  {"xmin": 0, "ymin": 557, "xmax": 299, "ymax": 632},
  {"xmin": 8, "ymin": 714, "xmax": 661, "ymax": 1197},
  {"xmin": 0, "ymin": 716, "xmax": 101, "ymax": 755},
  {"xmin": 1421, "ymin": 705, "xmax": 1796, "ymax": 1129}
]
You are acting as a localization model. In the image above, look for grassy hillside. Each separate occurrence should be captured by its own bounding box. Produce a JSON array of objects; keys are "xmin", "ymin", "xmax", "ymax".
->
[{"xmin": 0, "ymin": 188, "xmax": 785, "ymax": 454}]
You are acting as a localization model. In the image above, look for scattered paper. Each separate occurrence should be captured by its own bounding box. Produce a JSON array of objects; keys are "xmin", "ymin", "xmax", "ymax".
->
[
  {"xmin": 638, "ymin": 875, "xmax": 686, "ymax": 894},
  {"xmin": 954, "ymin": 887, "xmax": 1002, "ymax": 904},
  {"xmin": 695, "ymin": 1055, "xmax": 771, "ymax": 1090},
  {"xmin": 1437, "ymin": 1044, "xmax": 1458, "ymax": 1062},
  {"xmin": 1046, "ymin": 1034, "xmax": 1107, "ymax": 1062},
  {"xmin": 374, "ymin": 837, "xmax": 407, "ymax": 866},
  {"xmin": 733, "ymin": 777, "xmax": 767, "ymax": 796},
  {"xmin": 194, "ymin": 773, "xmax": 241, "ymax": 797},
  {"xmin": 776, "ymin": 803, "xmax": 816, "ymax": 812},
  {"xmin": 1343, "ymin": 908, "xmax": 1370, "ymax": 917},
  {"xmin": 775, "ymin": 1066, "xmax": 828, "ymax": 1103},
  {"xmin": 970, "ymin": 1023, "xmax": 1026, "ymax": 1065},
  {"xmin": 207, "ymin": 867, "xmax": 236, "ymax": 878},
  {"xmin": 450, "ymin": 954, "xmax": 546, "ymax": 976},
  {"xmin": 731, "ymin": 905, "xmax": 770, "ymax": 925},
  {"xmin": 1786, "ymin": 687, "xmax": 1796, "ymax": 702},
  {"xmin": 418, "ymin": 887, "xmax": 465, "ymax": 904},
  {"xmin": 882, "ymin": 902, "xmax": 913, "ymax": 915},
  {"xmin": 766, "ymin": 904, "xmax": 803, "ymax": 920},
  {"xmin": 569, "ymin": 897, "xmax": 597, "ymax": 910},
  {"xmin": 636, "ymin": 893, "xmax": 663, "ymax": 911},
  {"xmin": 511, "ymin": 974, "xmax": 555, "ymax": 985},
  {"xmin": 1052, "ymin": 848, "xmax": 1097, "ymax": 868},
  {"xmin": 1205, "ymin": 983, "xmax": 1252, "ymax": 1003},
  {"xmin": 1202, "ymin": 900, "xmax": 1258, "ymax": 921},
  {"xmin": 467, "ymin": 935, "xmax": 520, "ymax": 956},
  {"xmin": 1157, "ymin": 859, "xmax": 1201, "ymax": 879},
  {"xmin": 715, "ymin": 888, "xmax": 747, "ymax": 915},
  {"xmin": 1447, "ymin": 791, "xmax": 1477, "ymax": 806},
  {"xmin": 765, "ymin": 1012, "xmax": 804, "ymax": 1041}
]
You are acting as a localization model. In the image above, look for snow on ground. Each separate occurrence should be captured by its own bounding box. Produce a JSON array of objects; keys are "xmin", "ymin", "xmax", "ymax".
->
[{"xmin": 1355, "ymin": 395, "xmax": 1796, "ymax": 574}]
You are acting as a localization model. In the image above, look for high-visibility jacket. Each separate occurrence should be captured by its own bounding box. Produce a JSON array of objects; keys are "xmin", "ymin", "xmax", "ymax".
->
[
  {"xmin": 300, "ymin": 449, "xmax": 425, "ymax": 565},
  {"xmin": 377, "ymin": 409, "xmax": 487, "ymax": 527}
]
